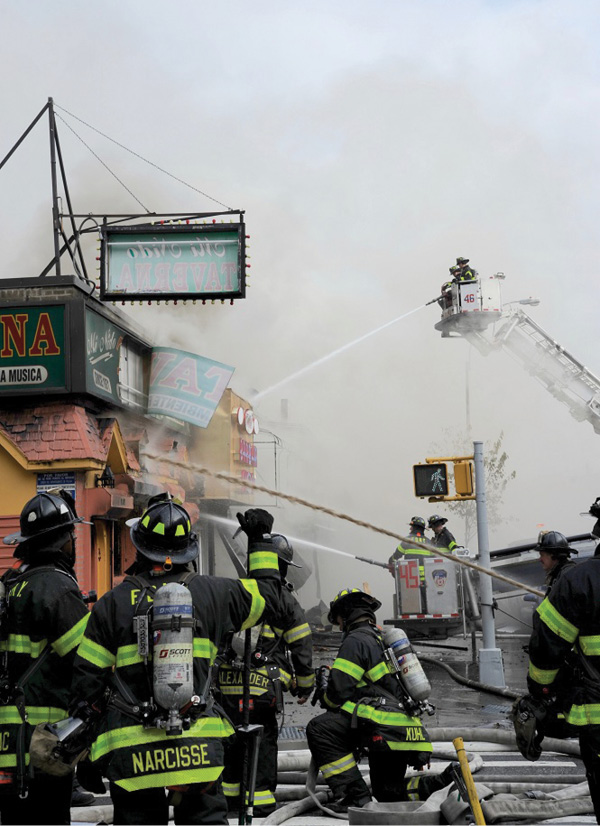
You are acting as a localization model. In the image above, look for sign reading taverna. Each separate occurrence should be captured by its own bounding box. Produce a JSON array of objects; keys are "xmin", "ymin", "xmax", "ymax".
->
[
  {"xmin": 100, "ymin": 222, "xmax": 246, "ymax": 302},
  {"xmin": 148, "ymin": 347, "xmax": 235, "ymax": 428}
]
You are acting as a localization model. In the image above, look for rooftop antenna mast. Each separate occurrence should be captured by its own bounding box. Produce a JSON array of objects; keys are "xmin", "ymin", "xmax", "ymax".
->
[{"xmin": 0, "ymin": 97, "xmax": 90, "ymax": 282}]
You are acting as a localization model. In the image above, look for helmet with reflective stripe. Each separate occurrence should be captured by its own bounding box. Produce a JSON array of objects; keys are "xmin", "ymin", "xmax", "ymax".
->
[
  {"xmin": 428, "ymin": 514, "xmax": 448, "ymax": 528},
  {"xmin": 327, "ymin": 588, "xmax": 382, "ymax": 625},
  {"xmin": 4, "ymin": 490, "xmax": 83, "ymax": 546},
  {"xmin": 410, "ymin": 516, "xmax": 426, "ymax": 530},
  {"xmin": 130, "ymin": 499, "xmax": 199, "ymax": 564},
  {"xmin": 536, "ymin": 530, "xmax": 576, "ymax": 558},
  {"xmin": 272, "ymin": 534, "xmax": 301, "ymax": 568}
]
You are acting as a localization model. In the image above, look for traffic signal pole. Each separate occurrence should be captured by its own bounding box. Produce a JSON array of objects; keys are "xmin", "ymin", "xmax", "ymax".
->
[{"xmin": 473, "ymin": 440, "xmax": 506, "ymax": 688}]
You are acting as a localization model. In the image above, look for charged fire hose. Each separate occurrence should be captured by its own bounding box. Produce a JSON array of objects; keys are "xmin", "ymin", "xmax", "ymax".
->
[{"xmin": 417, "ymin": 653, "xmax": 522, "ymax": 700}]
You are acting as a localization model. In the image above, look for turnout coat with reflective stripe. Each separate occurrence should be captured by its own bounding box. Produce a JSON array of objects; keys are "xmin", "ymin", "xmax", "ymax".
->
[
  {"xmin": 218, "ymin": 586, "xmax": 314, "ymax": 700},
  {"xmin": 432, "ymin": 528, "xmax": 457, "ymax": 554},
  {"xmin": 528, "ymin": 556, "xmax": 600, "ymax": 725},
  {"xmin": 389, "ymin": 533, "xmax": 431, "ymax": 563},
  {"xmin": 323, "ymin": 623, "xmax": 431, "ymax": 753},
  {"xmin": 0, "ymin": 558, "xmax": 89, "ymax": 773},
  {"xmin": 71, "ymin": 542, "xmax": 281, "ymax": 791}
]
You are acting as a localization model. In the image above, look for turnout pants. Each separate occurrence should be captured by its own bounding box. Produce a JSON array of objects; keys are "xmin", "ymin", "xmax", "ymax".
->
[
  {"xmin": 109, "ymin": 779, "xmax": 228, "ymax": 825},
  {"xmin": 221, "ymin": 699, "xmax": 278, "ymax": 817},
  {"xmin": 307, "ymin": 711, "xmax": 441, "ymax": 805},
  {"xmin": 579, "ymin": 725, "xmax": 600, "ymax": 824},
  {"xmin": 0, "ymin": 770, "xmax": 73, "ymax": 825}
]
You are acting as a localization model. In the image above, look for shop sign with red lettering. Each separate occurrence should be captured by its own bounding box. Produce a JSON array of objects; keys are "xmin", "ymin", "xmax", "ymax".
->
[{"xmin": 0, "ymin": 305, "xmax": 65, "ymax": 391}]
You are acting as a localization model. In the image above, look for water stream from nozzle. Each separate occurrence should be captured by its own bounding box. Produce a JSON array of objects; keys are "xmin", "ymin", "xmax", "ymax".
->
[{"xmin": 253, "ymin": 303, "xmax": 427, "ymax": 402}]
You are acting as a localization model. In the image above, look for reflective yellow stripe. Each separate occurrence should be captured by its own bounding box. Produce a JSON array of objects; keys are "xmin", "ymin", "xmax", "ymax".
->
[
  {"xmin": 332, "ymin": 658, "xmax": 365, "ymax": 682},
  {"xmin": 193, "ymin": 638, "xmax": 218, "ymax": 663},
  {"xmin": 219, "ymin": 685, "xmax": 268, "ymax": 696},
  {"xmin": 78, "ymin": 636, "xmax": 116, "ymax": 668},
  {"xmin": 407, "ymin": 776, "xmax": 421, "ymax": 800},
  {"xmin": 297, "ymin": 673, "xmax": 315, "ymax": 688},
  {"xmin": 248, "ymin": 552, "xmax": 279, "ymax": 573},
  {"xmin": 324, "ymin": 692, "xmax": 339, "ymax": 709},
  {"xmin": 528, "ymin": 662, "xmax": 559, "ymax": 685},
  {"xmin": 116, "ymin": 767, "xmax": 222, "ymax": 791},
  {"xmin": 283, "ymin": 623, "xmax": 311, "ymax": 644},
  {"xmin": 91, "ymin": 716, "xmax": 234, "ymax": 761},
  {"xmin": 240, "ymin": 580, "xmax": 265, "ymax": 630},
  {"xmin": 341, "ymin": 701, "xmax": 431, "ymax": 741},
  {"xmin": 0, "ymin": 706, "xmax": 67, "ymax": 725},
  {"xmin": 0, "ymin": 635, "xmax": 48, "ymax": 658},
  {"xmin": 254, "ymin": 790, "xmax": 276, "ymax": 805},
  {"xmin": 52, "ymin": 614, "xmax": 89, "ymax": 657},
  {"xmin": 537, "ymin": 598, "xmax": 578, "ymax": 643},
  {"xmin": 223, "ymin": 781, "xmax": 240, "ymax": 796},
  {"xmin": 0, "ymin": 754, "xmax": 30, "ymax": 768},
  {"xmin": 366, "ymin": 661, "xmax": 391, "ymax": 682},
  {"xmin": 579, "ymin": 636, "xmax": 600, "ymax": 656},
  {"xmin": 321, "ymin": 752, "xmax": 357, "ymax": 779},
  {"xmin": 566, "ymin": 704, "xmax": 600, "ymax": 726},
  {"xmin": 116, "ymin": 644, "xmax": 142, "ymax": 668},
  {"xmin": 387, "ymin": 740, "xmax": 433, "ymax": 751}
]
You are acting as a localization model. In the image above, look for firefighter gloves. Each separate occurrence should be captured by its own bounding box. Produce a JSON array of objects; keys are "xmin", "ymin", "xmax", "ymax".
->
[{"xmin": 236, "ymin": 509, "xmax": 274, "ymax": 543}]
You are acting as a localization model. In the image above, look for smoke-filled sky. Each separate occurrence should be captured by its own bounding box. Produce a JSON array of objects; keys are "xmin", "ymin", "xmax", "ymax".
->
[{"xmin": 2, "ymin": 0, "xmax": 599, "ymax": 612}]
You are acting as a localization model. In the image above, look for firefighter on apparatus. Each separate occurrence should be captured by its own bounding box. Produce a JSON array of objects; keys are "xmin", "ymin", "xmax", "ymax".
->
[
  {"xmin": 388, "ymin": 517, "xmax": 431, "ymax": 612},
  {"xmin": 0, "ymin": 490, "xmax": 90, "ymax": 826},
  {"xmin": 517, "ymin": 528, "xmax": 600, "ymax": 822},
  {"xmin": 536, "ymin": 530, "xmax": 577, "ymax": 596},
  {"xmin": 69, "ymin": 501, "xmax": 282, "ymax": 826},
  {"xmin": 306, "ymin": 588, "xmax": 453, "ymax": 812},
  {"xmin": 218, "ymin": 534, "xmax": 314, "ymax": 818},
  {"xmin": 454, "ymin": 256, "xmax": 477, "ymax": 281},
  {"xmin": 427, "ymin": 515, "xmax": 458, "ymax": 554}
]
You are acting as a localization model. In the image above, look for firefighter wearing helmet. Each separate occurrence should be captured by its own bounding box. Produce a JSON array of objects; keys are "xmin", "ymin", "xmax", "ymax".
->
[
  {"xmin": 306, "ymin": 588, "xmax": 453, "ymax": 812},
  {"xmin": 388, "ymin": 517, "xmax": 432, "ymax": 611},
  {"xmin": 535, "ymin": 530, "xmax": 577, "ymax": 595},
  {"xmin": 0, "ymin": 491, "xmax": 89, "ymax": 825},
  {"xmin": 428, "ymin": 515, "xmax": 458, "ymax": 554},
  {"xmin": 454, "ymin": 256, "xmax": 477, "ymax": 282},
  {"xmin": 518, "ymin": 525, "xmax": 600, "ymax": 819},
  {"xmin": 70, "ymin": 500, "xmax": 283, "ymax": 825},
  {"xmin": 219, "ymin": 534, "xmax": 313, "ymax": 818}
]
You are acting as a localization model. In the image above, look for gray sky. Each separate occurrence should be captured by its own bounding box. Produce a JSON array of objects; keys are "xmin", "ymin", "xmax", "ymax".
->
[{"xmin": 2, "ymin": 0, "xmax": 599, "ymax": 612}]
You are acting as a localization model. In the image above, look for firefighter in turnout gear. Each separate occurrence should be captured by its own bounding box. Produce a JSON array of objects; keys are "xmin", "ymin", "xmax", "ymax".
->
[
  {"xmin": 0, "ymin": 491, "xmax": 89, "ymax": 825},
  {"xmin": 70, "ymin": 501, "xmax": 282, "ymax": 826},
  {"xmin": 388, "ymin": 517, "xmax": 431, "ymax": 612},
  {"xmin": 306, "ymin": 589, "xmax": 452, "ymax": 813},
  {"xmin": 524, "ymin": 532, "xmax": 600, "ymax": 822},
  {"xmin": 219, "ymin": 534, "xmax": 314, "ymax": 817},
  {"xmin": 428, "ymin": 515, "xmax": 458, "ymax": 554}
]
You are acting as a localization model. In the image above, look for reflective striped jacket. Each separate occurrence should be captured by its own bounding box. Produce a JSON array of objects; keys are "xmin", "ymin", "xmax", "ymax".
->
[
  {"xmin": 71, "ymin": 540, "xmax": 282, "ymax": 791},
  {"xmin": 0, "ymin": 556, "xmax": 89, "ymax": 775},
  {"xmin": 389, "ymin": 532, "xmax": 431, "ymax": 562},
  {"xmin": 432, "ymin": 528, "xmax": 457, "ymax": 554},
  {"xmin": 528, "ymin": 556, "xmax": 600, "ymax": 725},
  {"xmin": 323, "ymin": 623, "xmax": 432, "ymax": 753},
  {"xmin": 218, "ymin": 584, "xmax": 314, "ymax": 699}
]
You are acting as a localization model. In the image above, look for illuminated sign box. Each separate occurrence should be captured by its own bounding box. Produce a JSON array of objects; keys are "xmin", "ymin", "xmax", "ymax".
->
[
  {"xmin": 0, "ymin": 305, "xmax": 66, "ymax": 393},
  {"xmin": 100, "ymin": 223, "xmax": 247, "ymax": 302}
]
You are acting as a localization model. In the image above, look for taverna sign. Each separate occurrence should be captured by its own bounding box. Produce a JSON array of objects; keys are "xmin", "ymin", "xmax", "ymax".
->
[{"xmin": 100, "ymin": 221, "xmax": 247, "ymax": 302}]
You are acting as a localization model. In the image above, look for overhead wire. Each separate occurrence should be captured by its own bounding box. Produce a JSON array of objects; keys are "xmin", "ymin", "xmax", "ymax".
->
[
  {"xmin": 54, "ymin": 113, "xmax": 150, "ymax": 212},
  {"xmin": 55, "ymin": 103, "xmax": 234, "ymax": 210}
]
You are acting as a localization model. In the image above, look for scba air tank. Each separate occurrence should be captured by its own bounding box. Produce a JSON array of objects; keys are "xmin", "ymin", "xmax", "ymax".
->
[
  {"xmin": 152, "ymin": 583, "xmax": 195, "ymax": 722},
  {"xmin": 382, "ymin": 626, "xmax": 431, "ymax": 702}
]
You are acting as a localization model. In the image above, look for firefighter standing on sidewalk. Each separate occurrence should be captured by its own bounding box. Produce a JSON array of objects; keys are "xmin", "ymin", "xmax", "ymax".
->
[
  {"xmin": 218, "ymin": 534, "xmax": 314, "ymax": 817},
  {"xmin": 306, "ymin": 588, "xmax": 452, "ymax": 813},
  {"xmin": 0, "ymin": 491, "xmax": 90, "ymax": 826},
  {"xmin": 523, "ymin": 530, "xmax": 600, "ymax": 822},
  {"xmin": 70, "ymin": 501, "xmax": 282, "ymax": 826}
]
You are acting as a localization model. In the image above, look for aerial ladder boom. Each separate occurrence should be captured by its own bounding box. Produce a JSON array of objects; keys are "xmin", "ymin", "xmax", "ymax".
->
[{"xmin": 434, "ymin": 274, "xmax": 600, "ymax": 435}]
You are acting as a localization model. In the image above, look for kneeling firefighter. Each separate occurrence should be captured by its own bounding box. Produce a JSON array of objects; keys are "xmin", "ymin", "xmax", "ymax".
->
[
  {"xmin": 0, "ymin": 490, "xmax": 90, "ymax": 826},
  {"xmin": 218, "ymin": 534, "xmax": 314, "ymax": 817},
  {"xmin": 306, "ymin": 589, "xmax": 451, "ymax": 812},
  {"xmin": 70, "ymin": 500, "xmax": 282, "ymax": 826}
]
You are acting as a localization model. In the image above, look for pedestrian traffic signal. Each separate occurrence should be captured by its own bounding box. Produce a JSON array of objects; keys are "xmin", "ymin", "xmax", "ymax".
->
[
  {"xmin": 454, "ymin": 461, "xmax": 474, "ymax": 496},
  {"xmin": 413, "ymin": 463, "xmax": 449, "ymax": 498}
]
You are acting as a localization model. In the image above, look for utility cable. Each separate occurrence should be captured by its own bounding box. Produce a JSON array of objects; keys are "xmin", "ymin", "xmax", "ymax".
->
[
  {"xmin": 55, "ymin": 103, "xmax": 233, "ymax": 210},
  {"xmin": 55, "ymin": 113, "xmax": 150, "ymax": 212}
]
